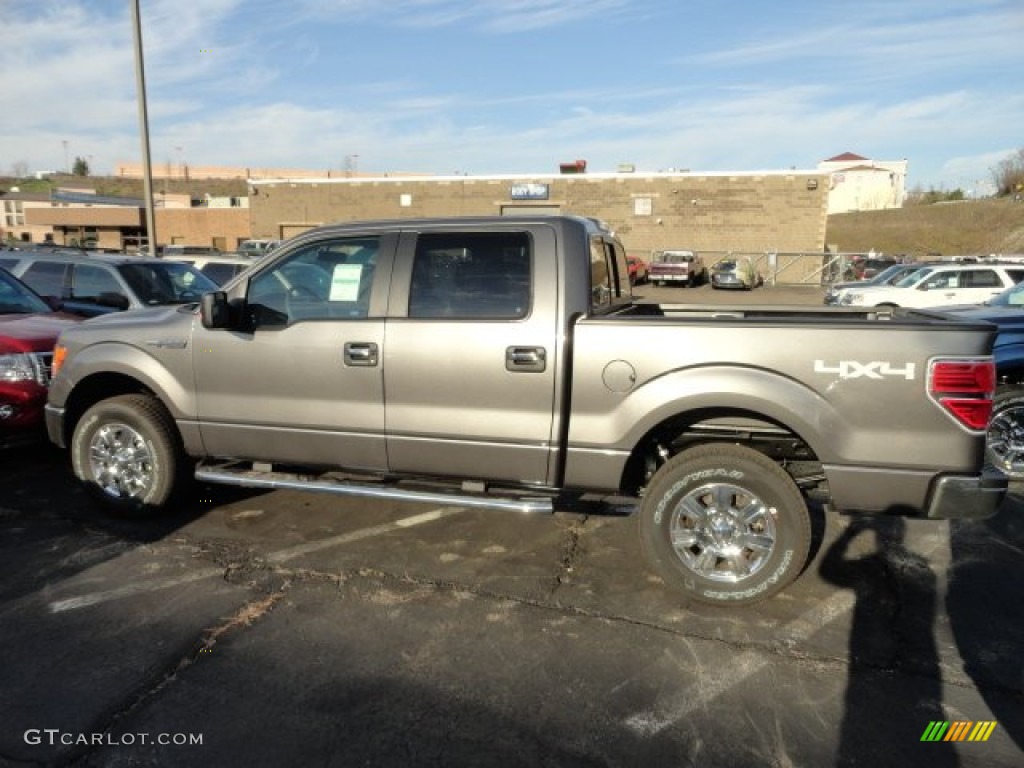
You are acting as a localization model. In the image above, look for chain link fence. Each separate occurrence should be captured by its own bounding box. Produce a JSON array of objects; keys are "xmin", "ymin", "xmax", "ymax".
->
[{"xmin": 628, "ymin": 250, "xmax": 872, "ymax": 287}]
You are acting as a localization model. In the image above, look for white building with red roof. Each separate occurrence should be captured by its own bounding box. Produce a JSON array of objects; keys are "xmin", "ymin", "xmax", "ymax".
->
[{"xmin": 818, "ymin": 152, "xmax": 907, "ymax": 214}]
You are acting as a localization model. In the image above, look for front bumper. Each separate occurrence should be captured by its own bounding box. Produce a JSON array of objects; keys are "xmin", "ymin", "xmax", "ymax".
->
[{"xmin": 44, "ymin": 403, "xmax": 67, "ymax": 449}]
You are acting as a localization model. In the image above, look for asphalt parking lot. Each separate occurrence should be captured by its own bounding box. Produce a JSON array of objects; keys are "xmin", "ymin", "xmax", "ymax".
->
[{"xmin": 1, "ymin": 283, "xmax": 1022, "ymax": 767}]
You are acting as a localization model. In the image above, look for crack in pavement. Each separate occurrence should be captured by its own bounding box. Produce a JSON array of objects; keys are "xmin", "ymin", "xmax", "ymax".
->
[
  {"xmin": 61, "ymin": 591, "xmax": 286, "ymax": 767},
  {"xmin": 545, "ymin": 513, "xmax": 589, "ymax": 596}
]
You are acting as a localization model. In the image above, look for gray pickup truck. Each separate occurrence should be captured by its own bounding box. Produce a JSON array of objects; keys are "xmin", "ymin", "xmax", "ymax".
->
[{"xmin": 45, "ymin": 215, "xmax": 1007, "ymax": 604}]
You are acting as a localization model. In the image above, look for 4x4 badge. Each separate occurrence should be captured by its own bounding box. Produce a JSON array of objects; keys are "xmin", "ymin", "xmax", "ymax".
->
[{"xmin": 814, "ymin": 360, "xmax": 916, "ymax": 380}]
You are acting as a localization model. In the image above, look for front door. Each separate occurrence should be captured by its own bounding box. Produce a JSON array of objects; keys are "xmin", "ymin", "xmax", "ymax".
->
[{"xmin": 193, "ymin": 233, "xmax": 394, "ymax": 471}]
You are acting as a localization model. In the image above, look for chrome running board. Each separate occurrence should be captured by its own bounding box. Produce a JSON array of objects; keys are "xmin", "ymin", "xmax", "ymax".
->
[{"xmin": 195, "ymin": 462, "xmax": 555, "ymax": 514}]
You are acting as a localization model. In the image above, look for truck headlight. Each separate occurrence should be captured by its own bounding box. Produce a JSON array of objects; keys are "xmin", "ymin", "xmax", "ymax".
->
[{"xmin": 0, "ymin": 353, "xmax": 36, "ymax": 383}]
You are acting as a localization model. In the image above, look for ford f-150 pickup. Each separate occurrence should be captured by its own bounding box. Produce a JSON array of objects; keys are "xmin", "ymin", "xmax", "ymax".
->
[{"xmin": 44, "ymin": 216, "xmax": 1008, "ymax": 604}]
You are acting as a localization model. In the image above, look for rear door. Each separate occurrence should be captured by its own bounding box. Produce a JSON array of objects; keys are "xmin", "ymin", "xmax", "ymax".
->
[{"xmin": 383, "ymin": 226, "xmax": 559, "ymax": 485}]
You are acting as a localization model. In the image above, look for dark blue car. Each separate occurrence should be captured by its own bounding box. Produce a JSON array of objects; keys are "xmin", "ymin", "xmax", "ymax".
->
[{"xmin": 938, "ymin": 278, "xmax": 1024, "ymax": 477}]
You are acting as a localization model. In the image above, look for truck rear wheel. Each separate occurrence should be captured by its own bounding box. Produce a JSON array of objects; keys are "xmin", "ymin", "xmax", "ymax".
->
[
  {"xmin": 71, "ymin": 394, "xmax": 189, "ymax": 516},
  {"xmin": 987, "ymin": 386, "xmax": 1024, "ymax": 478},
  {"xmin": 638, "ymin": 443, "xmax": 811, "ymax": 605}
]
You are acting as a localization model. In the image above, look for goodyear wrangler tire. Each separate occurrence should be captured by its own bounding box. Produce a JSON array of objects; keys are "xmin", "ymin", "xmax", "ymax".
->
[
  {"xmin": 71, "ymin": 394, "xmax": 190, "ymax": 516},
  {"xmin": 639, "ymin": 443, "xmax": 811, "ymax": 605}
]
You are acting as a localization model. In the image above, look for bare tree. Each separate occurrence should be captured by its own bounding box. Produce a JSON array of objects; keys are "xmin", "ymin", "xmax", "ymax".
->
[{"xmin": 991, "ymin": 148, "xmax": 1024, "ymax": 197}]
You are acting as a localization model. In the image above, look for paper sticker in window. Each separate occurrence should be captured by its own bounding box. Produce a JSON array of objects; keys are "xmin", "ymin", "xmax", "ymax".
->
[{"xmin": 330, "ymin": 264, "xmax": 363, "ymax": 301}]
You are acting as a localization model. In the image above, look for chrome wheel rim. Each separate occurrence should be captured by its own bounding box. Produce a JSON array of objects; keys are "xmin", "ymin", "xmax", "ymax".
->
[
  {"xmin": 668, "ymin": 482, "xmax": 777, "ymax": 583},
  {"xmin": 987, "ymin": 404, "xmax": 1024, "ymax": 477},
  {"xmin": 89, "ymin": 422, "xmax": 154, "ymax": 499}
]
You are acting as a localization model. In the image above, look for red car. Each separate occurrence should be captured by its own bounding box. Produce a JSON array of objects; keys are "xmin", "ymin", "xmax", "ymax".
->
[
  {"xmin": 0, "ymin": 268, "xmax": 81, "ymax": 448},
  {"xmin": 626, "ymin": 255, "xmax": 649, "ymax": 285}
]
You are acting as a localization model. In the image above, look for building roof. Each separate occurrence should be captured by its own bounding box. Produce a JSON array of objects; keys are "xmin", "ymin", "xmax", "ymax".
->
[
  {"xmin": 51, "ymin": 190, "xmax": 144, "ymax": 207},
  {"xmin": 824, "ymin": 152, "xmax": 869, "ymax": 162}
]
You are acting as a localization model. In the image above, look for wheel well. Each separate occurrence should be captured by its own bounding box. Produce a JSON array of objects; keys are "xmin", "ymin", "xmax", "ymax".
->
[
  {"xmin": 63, "ymin": 373, "xmax": 156, "ymax": 446},
  {"xmin": 620, "ymin": 408, "xmax": 822, "ymax": 496}
]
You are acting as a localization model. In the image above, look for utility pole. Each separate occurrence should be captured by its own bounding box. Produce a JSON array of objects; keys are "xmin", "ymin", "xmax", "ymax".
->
[{"xmin": 131, "ymin": 0, "xmax": 157, "ymax": 254}]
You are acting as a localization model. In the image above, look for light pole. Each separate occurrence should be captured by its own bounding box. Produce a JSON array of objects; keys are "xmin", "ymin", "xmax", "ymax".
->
[{"xmin": 131, "ymin": 0, "xmax": 157, "ymax": 254}]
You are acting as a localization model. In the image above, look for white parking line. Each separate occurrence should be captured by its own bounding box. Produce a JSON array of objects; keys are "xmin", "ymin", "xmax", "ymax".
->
[
  {"xmin": 624, "ymin": 590, "xmax": 858, "ymax": 736},
  {"xmin": 263, "ymin": 506, "xmax": 465, "ymax": 563},
  {"xmin": 49, "ymin": 568, "xmax": 224, "ymax": 613},
  {"xmin": 46, "ymin": 507, "xmax": 465, "ymax": 613},
  {"xmin": 623, "ymin": 530, "xmax": 946, "ymax": 736}
]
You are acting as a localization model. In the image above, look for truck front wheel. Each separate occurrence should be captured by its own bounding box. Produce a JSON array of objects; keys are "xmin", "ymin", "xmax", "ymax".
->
[
  {"xmin": 71, "ymin": 394, "xmax": 189, "ymax": 515},
  {"xmin": 638, "ymin": 443, "xmax": 811, "ymax": 605},
  {"xmin": 987, "ymin": 386, "xmax": 1024, "ymax": 478}
]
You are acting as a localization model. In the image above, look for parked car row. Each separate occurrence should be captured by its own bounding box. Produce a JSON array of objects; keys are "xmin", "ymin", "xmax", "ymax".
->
[
  {"xmin": 628, "ymin": 251, "xmax": 765, "ymax": 291},
  {"xmin": 837, "ymin": 262, "xmax": 1024, "ymax": 309},
  {"xmin": 824, "ymin": 262, "xmax": 927, "ymax": 305},
  {"xmin": 0, "ymin": 250, "xmax": 220, "ymax": 317},
  {"xmin": 0, "ymin": 269, "xmax": 81, "ymax": 448}
]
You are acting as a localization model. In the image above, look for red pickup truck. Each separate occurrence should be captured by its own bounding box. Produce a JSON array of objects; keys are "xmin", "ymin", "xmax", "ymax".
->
[
  {"xmin": 649, "ymin": 249, "xmax": 707, "ymax": 286},
  {"xmin": 0, "ymin": 269, "xmax": 80, "ymax": 448}
]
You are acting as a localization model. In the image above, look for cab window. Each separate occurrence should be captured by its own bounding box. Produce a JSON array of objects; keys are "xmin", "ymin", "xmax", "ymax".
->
[
  {"xmin": 408, "ymin": 232, "xmax": 531, "ymax": 319},
  {"xmin": 248, "ymin": 237, "xmax": 380, "ymax": 325}
]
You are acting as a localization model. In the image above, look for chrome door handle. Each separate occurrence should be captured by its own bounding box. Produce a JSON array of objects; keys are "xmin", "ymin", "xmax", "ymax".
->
[
  {"xmin": 344, "ymin": 342, "xmax": 378, "ymax": 366},
  {"xmin": 506, "ymin": 346, "xmax": 546, "ymax": 373}
]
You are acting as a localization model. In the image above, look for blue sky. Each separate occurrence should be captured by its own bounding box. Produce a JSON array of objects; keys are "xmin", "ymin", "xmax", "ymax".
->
[{"xmin": 1, "ymin": 0, "xmax": 1021, "ymax": 192}]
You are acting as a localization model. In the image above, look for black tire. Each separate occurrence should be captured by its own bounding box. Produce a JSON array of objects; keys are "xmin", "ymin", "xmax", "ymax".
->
[
  {"xmin": 638, "ymin": 443, "xmax": 811, "ymax": 605},
  {"xmin": 71, "ymin": 394, "xmax": 190, "ymax": 516},
  {"xmin": 987, "ymin": 386, "xmax": 1024, "ymax": 478}
]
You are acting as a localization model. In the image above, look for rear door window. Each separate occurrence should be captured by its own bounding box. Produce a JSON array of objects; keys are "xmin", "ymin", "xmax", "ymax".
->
[
  {"xmin": 71, "ymin": 263, "xmax": 124, "ymax": 300},
  {"xmin": 408, "ymin": 232, "xmax": 531, "ymax": 319},
  {"xmin": 19, "ymin": 260, "xmax": 69, "ymax": 297}
]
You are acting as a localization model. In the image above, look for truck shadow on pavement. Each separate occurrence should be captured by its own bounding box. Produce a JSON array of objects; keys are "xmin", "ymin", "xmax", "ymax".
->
[
  {"xmin": 819, "ymin": 506, "xmax": 1024, "ymax": 766},
  {"xmin": 0, "ymin": 444, "xmax": 270, "ymax": 605},
  {"xmin": 946, "ymin": 496, "xmax": 1024, "ymax": 753},
  {"xmin": 818, "ymin": 515, "xmax": 955, "ymax": 767}
]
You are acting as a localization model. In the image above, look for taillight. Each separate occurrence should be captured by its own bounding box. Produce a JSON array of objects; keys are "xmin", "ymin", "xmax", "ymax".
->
[{"xmin": 928, "ymin": 358, "xmax": 995, "ymax": 431}]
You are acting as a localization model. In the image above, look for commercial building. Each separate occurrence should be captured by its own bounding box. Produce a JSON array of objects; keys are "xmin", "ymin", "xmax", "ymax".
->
[
  {"xmin": 818, "ymin": 152, "xmax": 908, "ymax": 214},
  {"xmin": 248, "ymin": 169, "xmax": 830, "ymax": 259}
]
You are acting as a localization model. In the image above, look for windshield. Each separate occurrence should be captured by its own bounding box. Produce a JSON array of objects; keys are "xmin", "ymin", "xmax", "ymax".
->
[
  {"xmin": 656, "ymin": 252, "xmax": 694, "ymax": 263},
  {"xmin": 119, "ymin": 262, "xmax": 219, "ymax": 305},
  {"xmin": 870, "ymin": 264, "xmax": 909, "ymax": 283},
  {"xmin": 894, "ymin": 267, "xmax": 933, "ymax": 288},
  {"xmin": 0, "ymin": 268, "xmax": 52, "ymax": 314}
]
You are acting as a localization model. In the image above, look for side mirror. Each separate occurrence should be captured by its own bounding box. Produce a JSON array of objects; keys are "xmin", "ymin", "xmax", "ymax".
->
[
  {"xmin": 201, "ymin": 291, "xmax": 230, "ymax": 328},
  {"xmin": 97, "ymin": 291, "xmax": 131, "ymax": 310}
]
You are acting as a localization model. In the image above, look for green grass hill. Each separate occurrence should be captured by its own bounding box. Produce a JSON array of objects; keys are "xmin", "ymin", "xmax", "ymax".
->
[{"xmin": 825, "ymin": 198, "xmax": 1024, "ymax": 258}]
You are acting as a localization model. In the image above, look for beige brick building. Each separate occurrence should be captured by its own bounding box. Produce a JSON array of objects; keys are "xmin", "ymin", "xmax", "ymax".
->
[{"xmin": 248, "ymin": 170, "xmax": 829, "ymax": 262}]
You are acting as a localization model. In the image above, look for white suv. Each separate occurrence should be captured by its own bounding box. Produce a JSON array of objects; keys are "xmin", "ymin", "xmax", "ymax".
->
[{"xmin": 840, "ymin": 263, "xmax": 1024, "ymax": 308}]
